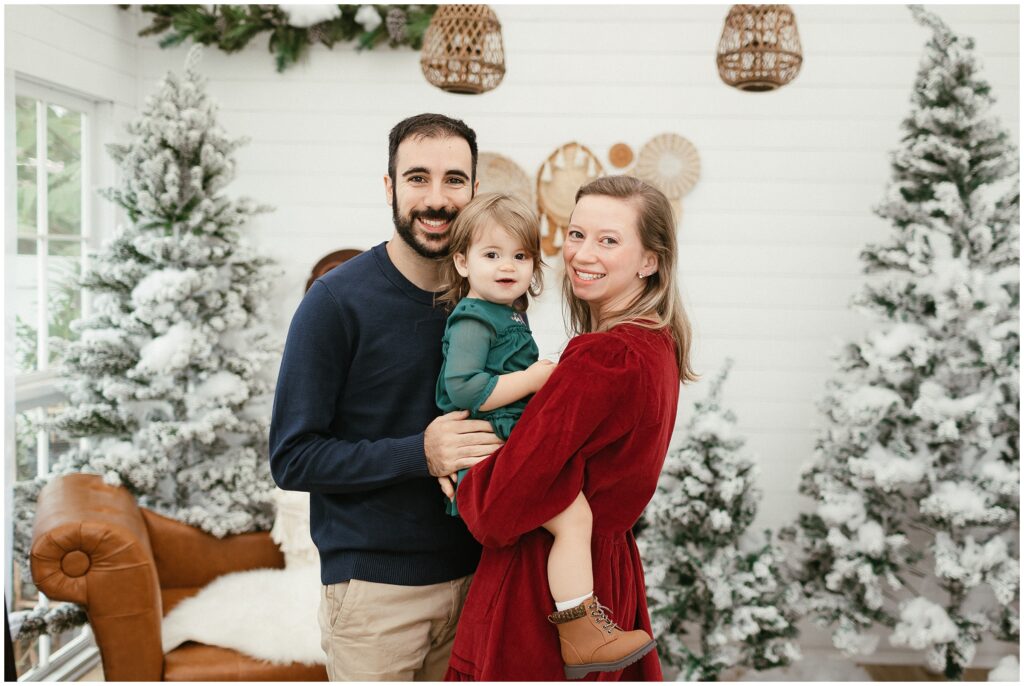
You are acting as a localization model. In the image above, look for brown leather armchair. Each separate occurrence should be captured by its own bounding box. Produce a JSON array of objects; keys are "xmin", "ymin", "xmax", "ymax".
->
[{"xmin": 30, "ymin": 473, "xmax": 327, "ymax": 681}]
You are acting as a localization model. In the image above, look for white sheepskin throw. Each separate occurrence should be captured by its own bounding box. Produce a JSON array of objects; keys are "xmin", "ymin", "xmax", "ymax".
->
[
  {"xmin": 161, "ymin": 488, "xmax": 324, "ymax": 664},
  {"xmin": 161, "ymin": 563, "xmax": 324, "ymax": 664},
  {"xmin": 270, "ymin": 488, "xmax": 319, "ymax": 567}
]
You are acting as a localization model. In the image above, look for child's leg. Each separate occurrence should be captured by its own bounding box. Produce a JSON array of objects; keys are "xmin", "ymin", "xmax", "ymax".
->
[
  {"xmin": 542, "ymin": 491, "xmax": 593, "ymax": 606},
  {"xmin": 543, "ymin": 492, "xmax": 656, "ymax": 677}
]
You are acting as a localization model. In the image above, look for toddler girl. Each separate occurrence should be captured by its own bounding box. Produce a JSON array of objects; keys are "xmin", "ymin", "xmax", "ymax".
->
[{"xmin": 436, "ymin": 193, "xmax": 651, "ymax": 677}]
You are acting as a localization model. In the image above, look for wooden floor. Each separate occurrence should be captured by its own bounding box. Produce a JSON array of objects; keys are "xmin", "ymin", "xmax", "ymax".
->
[
  {"xmin": 76, "ymin": 663, "xmax": 104, "ymax": 681},
  {"xmin": 74, "ymin": 663, "xmax": 996, "ymax": 682},
  {"xmin": 862, "ymin": 664, "xmax": 991, "ymax": 681}
]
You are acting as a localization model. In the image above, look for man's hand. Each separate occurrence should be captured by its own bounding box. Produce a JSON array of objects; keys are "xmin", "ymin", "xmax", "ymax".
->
[{"xmin": 424, "ymin": 410, "xmax": 504, "ymax": 477}]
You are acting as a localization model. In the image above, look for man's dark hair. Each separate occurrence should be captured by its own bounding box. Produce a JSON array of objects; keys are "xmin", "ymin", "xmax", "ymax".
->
[{"xmin": 388, "ymin": 113, "xmax": 478, "ymax": 185}]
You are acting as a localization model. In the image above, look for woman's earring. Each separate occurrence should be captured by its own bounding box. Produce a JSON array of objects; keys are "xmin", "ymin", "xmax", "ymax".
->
[{"xmin": 638, "ymin": 272, "xmax": 647, "ymax": 279}]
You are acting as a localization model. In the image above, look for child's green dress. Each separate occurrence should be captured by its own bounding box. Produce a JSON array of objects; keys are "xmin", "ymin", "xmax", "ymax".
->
[{"xmin": 436, "ymin": 297, "xmax": 540, "ymax": 516}]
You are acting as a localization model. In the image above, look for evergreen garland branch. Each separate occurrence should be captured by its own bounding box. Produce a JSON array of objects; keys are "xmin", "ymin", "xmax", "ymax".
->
[
  {"xmin": 133, "ymin": 4, "xmax": 438, "ymax": 72},
  {"xmin": 10, "ymin": 603, "xmax": 90, "ymax": 642}
]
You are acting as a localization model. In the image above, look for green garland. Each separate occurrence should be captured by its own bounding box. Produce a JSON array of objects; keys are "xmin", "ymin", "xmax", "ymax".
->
[
  {"xmin": 13, "ymin": 603, "xmax": 88, "ymax": 642},
  {"xmin": 137, "ymin": 5, "xmax": 437, "ymax": 72}
]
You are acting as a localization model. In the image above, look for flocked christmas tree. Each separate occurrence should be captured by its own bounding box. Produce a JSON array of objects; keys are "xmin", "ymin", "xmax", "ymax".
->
[
  {"xmin": 781, "ymin": 6, "xmax": 1019, "ymax": 679},
  {"xmin": 13, "ymin": 48, "xmax": 280, "ymax": 636},
  {"xmin": 639, "ymin": 359, "xmax": 802, "ymax": 681}
]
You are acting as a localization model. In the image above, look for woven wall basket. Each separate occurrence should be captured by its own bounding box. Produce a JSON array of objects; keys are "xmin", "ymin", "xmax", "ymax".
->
[
  {"xmin": 477, "ymin": 152, "xmax": 534, "ymax": 208},
  {"xmin": 635, "ymin": 133, "xmax": 701, "ymax": 201},
  {"xmin": 420, "ymin": 5, "xmax": 506, "ymax": 95},
  {"xmin": 536, "ymin": 142, "xmax": 603, "ymax": 257},
  {"xmin": 717, "ymin": 4, "xmax": 802, "ymax": 91}
]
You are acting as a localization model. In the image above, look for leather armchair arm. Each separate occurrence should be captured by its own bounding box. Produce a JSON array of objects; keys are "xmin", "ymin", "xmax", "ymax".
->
[{"xmin": 30, "ymin": 473, "xmax": 163, "ymax": 681}]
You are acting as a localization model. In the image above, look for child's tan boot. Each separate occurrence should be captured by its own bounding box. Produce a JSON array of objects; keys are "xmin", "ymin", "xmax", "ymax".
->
[{"xmin": 546, "ymin": 595, "xmax": 656, "ymax": 680}]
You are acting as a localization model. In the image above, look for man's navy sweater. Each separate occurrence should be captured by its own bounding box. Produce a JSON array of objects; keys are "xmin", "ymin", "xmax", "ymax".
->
[{"xmin": 269, "ymin": 242, "xmax": 481, "ymax": 586}]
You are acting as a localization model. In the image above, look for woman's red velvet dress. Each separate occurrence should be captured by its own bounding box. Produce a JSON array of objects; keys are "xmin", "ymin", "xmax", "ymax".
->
[{"xmin": 445, "ymin": 324, "xmax": 680, "ymax": 681}]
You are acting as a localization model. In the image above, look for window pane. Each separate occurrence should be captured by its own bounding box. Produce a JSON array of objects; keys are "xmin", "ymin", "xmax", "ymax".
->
[
  {"xmin": 16, "ymin": 96, "xmax": 37, "ymax": 236},
  {"xmin": 44, "ymin": 403, "xmax": 75, "ymax": 465},
  {"xmin": 15, "ymin": 403, "xmax": 75, "ymax": 478},
  {"xmin": 14, "ymin": 253, "xmax": 39, "ymax": 373},
  {"xmin": 13, "ymin": 579, "xmax": 41, "ymax": 675},
  {"xmin": 11, "ymin": 85, "xmax": 91, "ymax": 681},
  {"xmin": 14, "ymin": 630, "xmax": 39, "ymax": 676},
  {"xmin": 47, "ymin": 238, "xmax": 82, "ymax": 258},
  {"xmin": 46, "ymin": 251, "xmax": 82, "ymax": 365},
  {"xmin": 46, "ymin": 104, "xmax": 82, "ymax": 237},
  {"xmin": 14, "ymin": 410, "xmax": 38, "ymax": 482},
  {"xmin": 12, "ymin": 606, "xmax": 85, "ymax": 677}
]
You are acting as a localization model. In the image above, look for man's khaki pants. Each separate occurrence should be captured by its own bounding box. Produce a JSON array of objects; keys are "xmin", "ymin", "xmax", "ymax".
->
[{"xmin": 318, "ymin": 575, "xmax": 472, "ymax": 681}]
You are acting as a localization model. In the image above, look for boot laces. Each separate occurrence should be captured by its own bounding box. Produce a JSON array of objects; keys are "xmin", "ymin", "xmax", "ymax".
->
[{"xmin": 589, "ymin": 601, "xmax": 621, "ymax": 633}]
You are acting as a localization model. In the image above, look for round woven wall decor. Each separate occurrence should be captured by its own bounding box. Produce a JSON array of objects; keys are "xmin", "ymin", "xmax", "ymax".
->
[
  {"xmin": 635, "ymin": 133, "xmax": 701, "ymax": 200},
  {"xmin": 536, "ymin": 142, "xmax": 604, "ymax": 257},
  {"xmin": 477, "ymin": 152, "xmax": 534, "ymax": 208},
  {"xmin": 717, "ymin": 4, "xmax": 802, "ymax": 92},
  {"xmin": 420, "ymin": 4, "xmax": 505, "ymax": 95},
  {"xmin": 608, "ymin": 143, "xmax": 634, "ymax": 169}
]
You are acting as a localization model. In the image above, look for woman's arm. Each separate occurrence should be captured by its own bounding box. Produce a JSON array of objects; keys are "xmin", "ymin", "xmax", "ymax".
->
[{"xmin": 456, "ymin": 334, "xmax": 641, "ymax": 548}]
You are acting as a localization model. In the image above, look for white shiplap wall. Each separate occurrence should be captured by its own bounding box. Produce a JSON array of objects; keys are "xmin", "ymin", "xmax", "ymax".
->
[
  {"xmin": 131, "ymin": 3, "xmax": 1019, "ymax": 537},
  {"xmin": 5, "ymin": 3, "xmax": 1020, "ymax": 664}
]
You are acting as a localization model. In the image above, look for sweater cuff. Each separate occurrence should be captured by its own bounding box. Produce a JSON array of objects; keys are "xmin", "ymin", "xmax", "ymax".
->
[
  {"xmin": 470, "ymin": 375, "xmax": 500, "ymax": 414},
  {"xmin": 392, "ymin": 433, "xmax": 431, "ymax": 478}
]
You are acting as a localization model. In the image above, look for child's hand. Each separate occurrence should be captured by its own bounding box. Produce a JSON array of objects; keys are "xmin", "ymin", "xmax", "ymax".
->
[
  {"xmin": 528, "ymin": 359, "xmax": 557, "ymax": 391},
  {"xmin": 438, "ymin": 475, "xmax": 456, "ymax": 501}
]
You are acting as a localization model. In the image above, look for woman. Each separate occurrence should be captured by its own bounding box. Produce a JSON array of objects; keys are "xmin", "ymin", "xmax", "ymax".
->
[{"xmin": 444, "ymin": 176, "xmax": 698, "ymax": 681}]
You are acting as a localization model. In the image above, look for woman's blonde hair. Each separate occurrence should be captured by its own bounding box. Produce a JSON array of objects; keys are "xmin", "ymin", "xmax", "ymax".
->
[
  {"xmin": 436, "ymin": 192, "xmax": 544, "ymax": 313},
  {"xmin": 562, "ymin": 175, "xmax": 698, "ymax": 384}
]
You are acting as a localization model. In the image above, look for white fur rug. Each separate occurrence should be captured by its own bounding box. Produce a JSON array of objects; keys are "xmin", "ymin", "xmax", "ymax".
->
[{"xmin": 161, "ymin": 563, "xmax": 325, "ymax": 665}]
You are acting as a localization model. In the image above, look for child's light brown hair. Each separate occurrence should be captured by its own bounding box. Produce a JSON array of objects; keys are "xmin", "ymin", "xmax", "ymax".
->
[{"xmin": 437, "ymin": 192, "xmax": 544, "ymax": 313}]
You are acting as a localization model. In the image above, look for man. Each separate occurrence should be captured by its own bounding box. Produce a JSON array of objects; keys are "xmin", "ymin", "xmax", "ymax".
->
[{"xmin": 269, "ymin": 113, "xmax": 502, "ymax": 681}]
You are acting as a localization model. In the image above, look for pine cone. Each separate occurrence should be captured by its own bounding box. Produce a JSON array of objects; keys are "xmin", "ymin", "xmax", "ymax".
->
[
  {"xmin": 386, "ymin": 8, "xmax": 407, "ymax": 44},
  {"xmin": 308, "ymin": 22, "xmax": 328, "ymax": 45}
]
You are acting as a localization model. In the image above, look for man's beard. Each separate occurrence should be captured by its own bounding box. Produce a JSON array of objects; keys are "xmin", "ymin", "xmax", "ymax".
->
[{"xmin": 392, "ymin": 191, "xmax": 459, "ymax": 260}]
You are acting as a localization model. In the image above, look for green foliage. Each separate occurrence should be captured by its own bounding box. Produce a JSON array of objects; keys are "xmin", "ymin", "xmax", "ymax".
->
[{"xmin": 136, "ymin": 4, "xmax": 437, "ymax": 72}]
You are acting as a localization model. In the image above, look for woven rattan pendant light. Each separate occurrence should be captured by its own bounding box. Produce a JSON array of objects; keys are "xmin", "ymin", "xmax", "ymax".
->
[
  {"xmin": 420, "ymin": 5, "xmax": 505, "ymax": 94},
  {"xmin": 717, "ymin": 5, "xmax": 802, "ymax": 92}
]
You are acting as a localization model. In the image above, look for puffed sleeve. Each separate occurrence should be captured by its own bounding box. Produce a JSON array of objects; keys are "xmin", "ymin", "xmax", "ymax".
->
[
  {"xmin": 443, "ymin": 317, "xmax": 499, "ymax": 413},
  {"xmin": 456, "ymin": 333, "xmax": 640, "ymax": 548}
]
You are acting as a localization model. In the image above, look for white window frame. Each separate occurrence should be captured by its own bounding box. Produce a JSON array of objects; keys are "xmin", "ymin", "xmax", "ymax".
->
[
  {"xmin": 6, "ymin": 76, "xmax": 103, "ymax": 682},
  {"xmin": 13, "ymin": 78, "xmax": 95, "ymax": 390}
]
